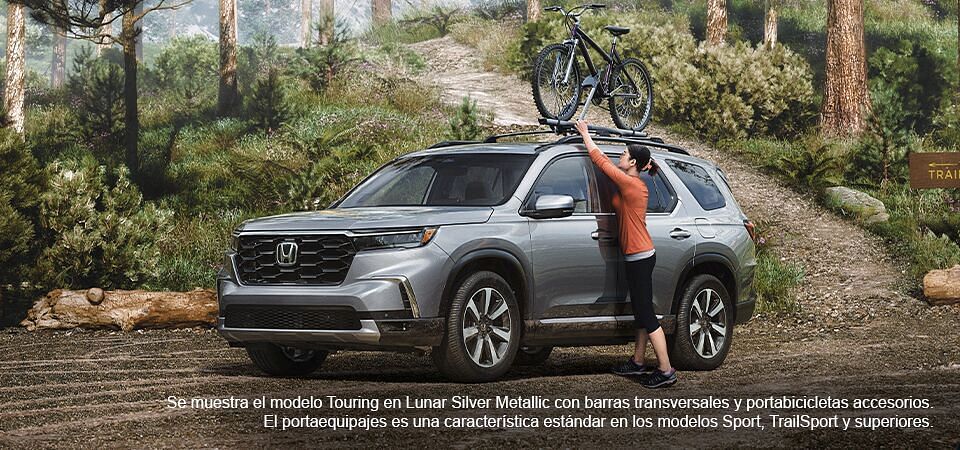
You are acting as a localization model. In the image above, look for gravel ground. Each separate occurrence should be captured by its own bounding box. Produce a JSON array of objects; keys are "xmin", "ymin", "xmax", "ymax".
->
[{"xmin": 1, "ymin": 37, "xmax": 959, "ymax": 448}]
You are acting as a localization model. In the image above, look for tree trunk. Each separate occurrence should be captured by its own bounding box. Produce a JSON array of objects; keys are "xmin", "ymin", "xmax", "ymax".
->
[
  {"xmin": 301, "ymin": 0, "xmax": 313, "ymax": 48},
  {"xmin": 19, "ymin": 288, "xmax": 218, "ymax": 331},
  {"xmin": 135, "ymin": 2, "xmax": 144, "ymax": 61},
  {"xmin": 763, "ymin": 1, "xmax": 778, "ymax": 49},
  {"xmin": 122, "ymin": 9, "xmax": 140, "ymax": 176},
  {"xmin": 318, "ymin": 0, "xmax": 334, "ymax": 46},
  {"xmin": 218, "ymin": 0, "xmax": 240, "ymax": 116},
  {"xmin": 4, "ymin": 2, "xmax": 26, "ymax": 134},
  {"xmin": 97, "ymin": 0, "xmax": 112, "ymax": 56},
  {"xmin": 527, "ymin": 0, "xmax": 541, "ymax": 22},
  {"xmin": 821, "ymin": 0, "xmax": 870, "ymax": 136},
  {"xmin": 706, "ymin": 0, "xmax": 727, "ymax": 46},
  {"xmin": 372, "ymin": 0, "xmax": 391, "ymax": 26},
  {"xmin": 923, "ymin": 265, "xmax": 960, "ymax": 305},
  {"xmin": 51, "ymin": 26, "xmax": 68, "ymax": 88}
]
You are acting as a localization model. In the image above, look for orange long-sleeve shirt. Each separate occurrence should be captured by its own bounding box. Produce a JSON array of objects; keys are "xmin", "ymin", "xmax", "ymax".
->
[{"xmin": 586, "ymin": 144, "xmax": 655, "ymax": 255}]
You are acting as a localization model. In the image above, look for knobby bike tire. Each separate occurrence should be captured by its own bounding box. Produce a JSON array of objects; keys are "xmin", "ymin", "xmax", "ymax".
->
[
  {"xmin": 531, "ymin": 43, "xmax": 582, "ymax": 121},
  {"xmin": 608, "ymin": 57, "xmax": 653, "ymax": 131}
]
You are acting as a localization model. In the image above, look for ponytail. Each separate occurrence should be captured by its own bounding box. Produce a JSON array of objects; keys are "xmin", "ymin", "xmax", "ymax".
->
[{"xmin": 647, "ymin": 160, "xmax": 659, "ymax": 176}]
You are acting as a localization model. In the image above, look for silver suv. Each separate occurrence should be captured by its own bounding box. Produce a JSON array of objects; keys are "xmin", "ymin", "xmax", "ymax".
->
[{"xmin": 217, "ymin": 131, "xmax": 757, "ymax": 382}]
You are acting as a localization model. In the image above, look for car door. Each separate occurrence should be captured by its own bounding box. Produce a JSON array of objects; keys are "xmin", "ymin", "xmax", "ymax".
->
[
  {"xmin": 525, "ymin": 155, "xmax": 620, "ymax": 319},
  {"xmin": 596, "ymin": 154, "xmax": 697, "ymax": 321}
]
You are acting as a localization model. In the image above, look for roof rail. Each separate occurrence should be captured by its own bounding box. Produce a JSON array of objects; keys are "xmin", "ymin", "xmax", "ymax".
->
[{"xmin": 427, "ymin": 140, "xmax": 480, "ymax": 149}]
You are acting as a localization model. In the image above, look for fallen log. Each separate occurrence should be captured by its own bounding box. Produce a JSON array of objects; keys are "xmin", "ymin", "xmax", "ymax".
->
[
  {"xmin": 19, "ymin": 288, "xmax": 217, "ymax": 331},
  {"xmin": 923, "ymin": 265, "xmax": 960, "ymax": 306}
]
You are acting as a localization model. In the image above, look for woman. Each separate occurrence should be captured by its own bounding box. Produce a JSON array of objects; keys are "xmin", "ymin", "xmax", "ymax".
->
[{"xmin": 575, "ymin": 120, "xmax": 677, "ymax": 389}]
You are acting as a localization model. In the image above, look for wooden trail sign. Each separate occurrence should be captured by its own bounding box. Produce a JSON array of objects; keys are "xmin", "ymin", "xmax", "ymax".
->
[{"xmin": 910, "ymin": 152, "xmax": 960, "ymax": 189}]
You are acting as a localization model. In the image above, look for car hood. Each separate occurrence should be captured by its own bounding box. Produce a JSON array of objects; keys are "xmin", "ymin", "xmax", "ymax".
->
[{"xmin": 238, "ymin": 207, "xmax": 494, "ymax": 232}]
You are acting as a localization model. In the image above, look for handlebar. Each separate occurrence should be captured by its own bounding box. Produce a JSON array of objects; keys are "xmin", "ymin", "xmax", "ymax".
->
[{"xmin": 544, "ymin": 3, "xmax": 606, "ymax": 17}]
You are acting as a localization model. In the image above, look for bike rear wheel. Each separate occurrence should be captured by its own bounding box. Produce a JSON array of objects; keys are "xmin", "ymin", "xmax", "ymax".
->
[
  {"xmin": 608, "ymin": 57, "xmax": 653, "ymax": 131},
  {"xmin": 531, "ymin": 43, "xmax": 582, "ymax": 121}
]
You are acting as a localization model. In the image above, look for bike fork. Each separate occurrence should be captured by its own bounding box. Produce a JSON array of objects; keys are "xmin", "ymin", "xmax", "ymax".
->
[{"xmin": 562, "ymin": 40, "xmax": 578, "ymax": 84}]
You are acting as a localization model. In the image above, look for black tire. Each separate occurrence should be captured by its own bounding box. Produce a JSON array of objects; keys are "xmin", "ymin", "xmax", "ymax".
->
[
  {"xmin": 246, "ymin": 343, "xmax": 328, "ymax": 376},
  {"xmin": 432, "ymin": 271, "xmax": 521, "ymax": 382},
  {"xmin": 514, "ymin": 346, "xmax": 553, "ymax": 366},
  {"xmin": 531, "ymin": 43, "xmax": 582, "ymax": 121},
  {"xmin": 670, "ymin": 274, "xmax": 734, "ymax": 370},
  {"xmin": 608, "ymin": 57, "xmax": 653, "ymax": 131}
]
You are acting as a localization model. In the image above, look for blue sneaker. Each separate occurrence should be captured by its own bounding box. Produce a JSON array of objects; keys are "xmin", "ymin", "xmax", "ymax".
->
[
  {"xmin": 640, "ymin": 368, "xmax": 678, "ymax": 388},
  {"xmin": 611, "ymin": 357, "xmax": 655, "ymax": 376}
]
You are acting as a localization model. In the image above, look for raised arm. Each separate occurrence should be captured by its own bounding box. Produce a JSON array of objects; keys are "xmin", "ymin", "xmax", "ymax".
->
[{"xmin": 575, "ymin": 120, "xmax": 635, "ymax": 188}]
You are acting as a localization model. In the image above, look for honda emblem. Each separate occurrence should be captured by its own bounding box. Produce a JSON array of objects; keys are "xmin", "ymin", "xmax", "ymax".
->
[{"xmin": 276, "ymin": 242, "xmax": 298, "ymax": 266}]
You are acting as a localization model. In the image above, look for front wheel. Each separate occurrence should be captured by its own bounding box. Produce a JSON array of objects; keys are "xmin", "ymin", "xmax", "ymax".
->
[
  {"xmin": 670, "ymin": 274, "xmax": 733, "ymax": 370},
  {"xmin": 246, "ymin": 343, "xmax": 328, "ymax": 376},
  {"xmin": 608, "ymin": 57, "xmax": 653, "ymax": 131},
  {"xmin": 432, "ymin": 271, "xmax": 521, "ymax": 382},
  {"xmin": 531, "ymin": 43, "xmax": 582, "ymax": 121}
]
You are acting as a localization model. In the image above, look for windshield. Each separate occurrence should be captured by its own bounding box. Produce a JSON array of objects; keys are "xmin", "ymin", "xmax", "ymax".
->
[{"xmin": 337, "ymin": 154, "xmax": 536, "ymax": 207}]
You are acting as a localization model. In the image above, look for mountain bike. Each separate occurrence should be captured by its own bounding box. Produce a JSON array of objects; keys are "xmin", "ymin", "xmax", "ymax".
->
[{"xmin": 530, "ymin": 3, "xmax": 653, "ymax": 131}]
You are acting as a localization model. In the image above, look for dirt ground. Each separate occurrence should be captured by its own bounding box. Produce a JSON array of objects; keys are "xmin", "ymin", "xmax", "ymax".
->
[{"xmin": 1, "ymin": 37, "xmax": 959, "ymax": 448}]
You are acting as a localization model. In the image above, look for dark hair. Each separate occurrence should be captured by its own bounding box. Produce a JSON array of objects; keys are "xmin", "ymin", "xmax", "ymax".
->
[{"xmin": 626, "ymin": 144, "xmax": 658, "ymax": 176}]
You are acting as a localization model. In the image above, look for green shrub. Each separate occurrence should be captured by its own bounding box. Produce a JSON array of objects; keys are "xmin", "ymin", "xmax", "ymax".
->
[
  {"xmin": 151, "ymin": 210, "xmax": 249, "ymax": 290},
  {"xmin": 398, "ymin": 5, "xmax": 464, "ymax": 36},
  {"xmin": 845, "ymin": 85, "xmax": 912, "ymax": 188},
  {"xmin": 447, "ymin": 96, "xmax": 485, "ymax": 140},
  {"xmin": 770, "ymin": 137, "xmax": 843, "ymax": 190},
  {"xmin": 868, "ymin": 41, "xmax": 955, "ymax": 134},
  {"xmin": 473, "ymin": 0, "xmax": 525, "ymax": 21},
  {"xmin": 145, "ymin": 36, "xmax": 219, "ymax": 113},
  {"xmin": 35, "ymin": 158, "xmax": 173, "ymax": 289},
  {"xmin": 246, "ymin": 69, "xmax": 292, "ymax": 132},
  {"xmin": 67, "ymin": 47, "xmax": 125, "ymax": 160},
  {"xmin": 0, "ymin": 130, "xmax": 45, "ymax": 285},
  {"xmin": 290, "ymin": 20, "xmax": 358, "ymax": 92}
]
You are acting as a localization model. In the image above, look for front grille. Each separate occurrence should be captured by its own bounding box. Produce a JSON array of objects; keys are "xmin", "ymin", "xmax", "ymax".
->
[
  {"xmin": 224, "ymin": 305, "xmax": 362, "ymax": 330},
  {"xmin": 236, "ymin": 234, "xmax": 356, "ymax": 285}
]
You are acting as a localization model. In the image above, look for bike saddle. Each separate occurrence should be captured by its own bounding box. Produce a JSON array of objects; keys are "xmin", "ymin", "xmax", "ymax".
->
[{"xmin": 604, "ymin": 26, "xmax": 630, "ymax": 36}]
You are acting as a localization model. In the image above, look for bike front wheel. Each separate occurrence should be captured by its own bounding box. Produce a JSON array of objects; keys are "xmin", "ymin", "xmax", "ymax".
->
[
  {"xmin": 531, "ymin": 43, "xmax": 582, "ymax": 121},
  {"xmin": 608, "ymin": 57, "xmax": 653, "ymax": 131}
]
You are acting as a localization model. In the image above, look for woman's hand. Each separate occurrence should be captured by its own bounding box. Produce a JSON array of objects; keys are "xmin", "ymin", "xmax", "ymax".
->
[{"xmin": 575, "ymin": 120, "xmax": 590, "ymax": 136}]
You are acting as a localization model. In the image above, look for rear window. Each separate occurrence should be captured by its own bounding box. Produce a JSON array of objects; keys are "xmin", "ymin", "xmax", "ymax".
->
[{"xmin": 666, "ymin": 159, "xmax": 726, "ymax": 211}]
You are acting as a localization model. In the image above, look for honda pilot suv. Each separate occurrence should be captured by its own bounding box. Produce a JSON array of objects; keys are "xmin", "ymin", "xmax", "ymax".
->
[{"xmin": 217, "ymin": 131, "xmax": 757, "ymax": 382}]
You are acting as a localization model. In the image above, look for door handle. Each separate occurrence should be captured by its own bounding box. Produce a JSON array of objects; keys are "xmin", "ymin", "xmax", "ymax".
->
[{"xmin": 670, "ymin": 228, "xmax": 691, "ymax": 239}]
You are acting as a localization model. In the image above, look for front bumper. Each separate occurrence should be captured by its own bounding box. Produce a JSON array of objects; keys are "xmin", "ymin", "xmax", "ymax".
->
[{"xmin": 217, "ymin": 316, "xmax": 445, "ymax": 350}]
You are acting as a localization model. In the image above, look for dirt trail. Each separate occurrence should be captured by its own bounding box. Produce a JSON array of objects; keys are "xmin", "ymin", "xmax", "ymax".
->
[{"xmin": 0, "ymin": 36, "xmax": 959, "ymax": 449}]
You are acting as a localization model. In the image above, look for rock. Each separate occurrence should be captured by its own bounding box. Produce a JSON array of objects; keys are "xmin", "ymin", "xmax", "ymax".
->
[
  {"xmin": 824, "ymin": 187, "xmax": 889, "ymax": 224},
  {"xmin": 923, "ymin": 265, "xmax": 960, "ymax": 306},
  {"xmin": 86, "ymin": 288, "xmax": 104, "ymax": 305},
  {"xmin": 20, "ymin": 289, "xmax": 217, "ymax": 331}
]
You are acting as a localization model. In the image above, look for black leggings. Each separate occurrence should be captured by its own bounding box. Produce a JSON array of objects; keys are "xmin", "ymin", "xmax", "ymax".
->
[{"xmin": 625, "ymin": 253, "xmax": 660, "ymax": 333}]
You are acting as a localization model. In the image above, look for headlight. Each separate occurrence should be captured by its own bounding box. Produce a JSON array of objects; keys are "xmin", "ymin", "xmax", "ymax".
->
[{"xmin": 353, "ymin": 227, "xmax": 438, "ymax": 252}]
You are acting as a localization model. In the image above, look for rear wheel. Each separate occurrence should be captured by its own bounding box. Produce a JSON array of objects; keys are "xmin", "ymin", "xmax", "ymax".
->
[
  {"xmin": 670, "ymin": 274, "xmax": 733, "ymax": 370},
  {"xmin": 608, "ymin": 57, "xmax": 653, "ymax": 131},
  {"xmin": 246, "ymin": 343, "xmax": 328, "ymax": 376},
  {"xmin": 432, "ymin": 271, "xmax": 521, "ymax": 382},
  {"xmin": 531, "ymin": 43, "xmax": 582, "ymax": 121}
]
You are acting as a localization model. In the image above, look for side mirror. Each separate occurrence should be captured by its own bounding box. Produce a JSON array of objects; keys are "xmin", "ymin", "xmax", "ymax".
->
[{"xmin": 525, "ymin": 194, "xmax": 575, "ymax": 219}]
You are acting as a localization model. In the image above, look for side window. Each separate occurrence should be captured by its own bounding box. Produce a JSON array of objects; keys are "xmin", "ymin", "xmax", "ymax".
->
[
  {"xmin": 596, "ymin": 155, "xmax": 676, "ymax": 213},
  {"xmin": 666, "ymin": 159, "xmax": 726, "ymax": 211},
  {"xmin": 528, "ymin": 156, "xmax": 593, "ymax": 213}
]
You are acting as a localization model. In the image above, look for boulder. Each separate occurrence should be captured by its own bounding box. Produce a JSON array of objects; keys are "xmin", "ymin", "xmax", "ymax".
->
[
  {"xmin": 19, "ymin": 288, "xmax": 217, "ymax": 331},
  {"xmin": 824, "ymin": 187, "xmax": 889, "ymax": 224},
  {"xmin": 923, "ymin": 265, "xmax": 960, "ymax": 306}
]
